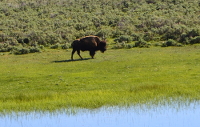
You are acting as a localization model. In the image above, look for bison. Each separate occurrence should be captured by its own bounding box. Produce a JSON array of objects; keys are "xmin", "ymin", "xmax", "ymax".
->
[{"xmin": 71, "ymin": 36, "xmax": 107, "ymax": 60}]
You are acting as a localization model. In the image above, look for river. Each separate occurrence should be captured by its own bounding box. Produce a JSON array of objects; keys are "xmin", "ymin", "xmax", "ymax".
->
[{"xmin": 1, "ymin": 102, "xmax": 200, "ymax": 127}]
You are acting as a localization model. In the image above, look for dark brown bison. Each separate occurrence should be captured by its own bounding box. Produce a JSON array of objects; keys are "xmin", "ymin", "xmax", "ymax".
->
[{"xmin": 71, "ymin": 36, "xmax": 107, "ymax": 60}]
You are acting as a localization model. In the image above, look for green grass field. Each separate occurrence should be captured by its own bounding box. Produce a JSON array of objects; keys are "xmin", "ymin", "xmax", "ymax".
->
[{"xmin": 0, "ymin": 45, "xmax": 200, "ymax": 112}]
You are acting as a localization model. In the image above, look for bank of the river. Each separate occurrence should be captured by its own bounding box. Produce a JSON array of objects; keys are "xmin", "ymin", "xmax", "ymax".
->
[{"xmin": 0, "ymin": 45, "xmax": 200, "ymax": 112}]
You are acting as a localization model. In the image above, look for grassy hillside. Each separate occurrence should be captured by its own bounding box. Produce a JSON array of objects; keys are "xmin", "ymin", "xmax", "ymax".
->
[
  {"xmin": 0, "ymin": 46, "xmax": 200, "ymax": 112},
  {"xmin": 0, "ymin": 0, "xmax": 200, "ymax": 54}
]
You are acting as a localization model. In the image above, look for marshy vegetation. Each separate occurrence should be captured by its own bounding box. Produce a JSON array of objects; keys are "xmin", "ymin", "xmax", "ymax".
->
[{"xmin": 0, "ymin": 45, "xmax": 200, "ymax": 112}]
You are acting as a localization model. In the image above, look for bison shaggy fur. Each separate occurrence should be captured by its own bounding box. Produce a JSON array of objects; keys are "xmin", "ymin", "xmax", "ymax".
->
[{"xmin": 71, "ymin": 36, "xmax": 107, "ymax": 60}]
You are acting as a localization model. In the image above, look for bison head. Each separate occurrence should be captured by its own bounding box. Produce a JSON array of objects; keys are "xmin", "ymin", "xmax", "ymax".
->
[{"xmin": 99, "ymin": 41, "xmax": 107, "ymax": 53}]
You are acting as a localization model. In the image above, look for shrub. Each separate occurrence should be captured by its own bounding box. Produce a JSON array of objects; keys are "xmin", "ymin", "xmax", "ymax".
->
[
  {"xmin": 166, "ymin": 39, "xmax": 177, "ymax": 46},
  {"xmin": 143, "ymin": 32, "xmax": 154, "ymax": 41},
  {"xmin": 112, "ymin": 42, "xmax": 135, "ymax": 49},
  {"xmin": 153, "ymin": 42, "xmax": 162, "ymax": 47},
  {"xmin": 135, "ymin": 39, "xmax": 151, "ymax": 48},
  {"xmin": 161, "ymin": 42, "xmax": 168, "ymax": 47},
  {"xmin": 12, "ymin": 47, "xmax": 30, "ymax": 55},
  {"xmin": 114, "ymin": 35, "xmax": 133, "ymax": 43},
  {"xmin": 176, "ymin": 43, "xmax": 184, "ymax": 47},
  {"xmin": 29, "ymin": 46, "xmax": 41, "ymax": 53},
  {"xmin": 0, "ymin": 42, "xmax": 14, "ymax": 52},
  {"xmin": 126, "ymin": 43, "xmax": 135, "ymax": 49},
  {"xmin": 112, "ymin": 42, "xmax": 125, "ymax": 49},
  {"xmin": 179, "ymin": 33, "xmax": 190, "ymax": 45},
  {"xmin": 0, "ymin": 48, "xmax": 8, "ymax": 52},
  {"xmin": 162, "ymin": 39, "xmax": 177, "ymax": 47},
  {"xmin": 11, "ymin": 45, "xmax": 42, "ymax": 55},
  {"xmin": 187, "ymin": 29, "xmax": 200, "ymax": 37},
  {"xmin": 39, "ymin": 45, "xmax": 44, "ymax": 49},
  {"xmin": 190, "ymin": 36, "xmax": 200, "ymax": 44},
  {"xmin": 61, "ymin": 43, "xmax": 70, "ymax": 49},
  {"xmin": 131, "ymin": 33, "xmax": 141, "ymax": 41},
  {"xmin": 50, "ymin": 43, "xmax": 60, "ymax": 49},
  {"xmin": 96, "ymin": 27, "xmax": 113, "ymax": 38}
]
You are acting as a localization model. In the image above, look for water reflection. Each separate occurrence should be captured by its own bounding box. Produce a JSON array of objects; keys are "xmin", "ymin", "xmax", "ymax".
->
[{"xmin": 1, "ymin": 102, "xmax": 200, "ymax": 127}]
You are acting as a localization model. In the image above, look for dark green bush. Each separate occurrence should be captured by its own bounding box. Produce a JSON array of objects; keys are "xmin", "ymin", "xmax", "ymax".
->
[
  {"xmin": 0, "ymin": 43, "xmax": 14, "ymax": 52},
  {"xmin": 50, "ymin": 43, "xmax": 60, "ymax": 49},
  {"xmin": 39, "ymin": 45, "xmax": 44, "ymax": 49},
  {"xmin": 190, "ymin": 36, "xmax": 200, "ymax": 44},
  {"xmin": 61, "ymin": 43, "xmax": 71, "ymax": 49},
  {"xmin": 96, "ymin": 27, "xmax": 113, "ymax": 38},
  {"xmin": 131, "ymin": 33, "xmax": 141, "ymax": 41},
  {"xmin": 161, "ymin": 42, "xmax": 168, "ymax": 47},
  {"xmin": 126, "ymin": 43, "xmax": 135, "ymax": 49},
  {"xmin": 112, "ymin": 42, "xmax": 126, "ymax": 49},
  {"xmin": 179, "ymin": 33, "xmax": 190, "ymax": 45},
  {"xmin": 153, "ymin": 42, "xmax": 162, "ymax": 47},
  {"xmin": 135, "ymin": 39, "xmax": 151, "ymax": 48},
  {"xmin": 9, "ymin": 44, "xmax": 42, "ymax": 55},
  {"xmin": 162, "ymin": 39, "xmax": 177, "ymax": 47},
  {"xmin": 114, "ymin": 35, "xmax": 133, "ymax": 43},
  {"xmin": 29, "ymin": 46, "xmax": 41, "ymax": 53},
  {"xmin": 12, "ymin": 47, "xmax": 30, "ymax": 55},
  {"xmin": 187, "ymin": 29, "xmax": 200, "ymax": 37},
  {"xmin": 166, "ymin": 39, "xmax": 177, "ymax": 46},
  {"xmin": 176, "ymin": 43, "xmax": 184, "ymax": 47}
]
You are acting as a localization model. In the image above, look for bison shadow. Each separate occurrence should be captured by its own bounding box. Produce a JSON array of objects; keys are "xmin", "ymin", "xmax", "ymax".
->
[{"xmin": 53, "ymin": 58, "xmax": 91, "ymax": 63}]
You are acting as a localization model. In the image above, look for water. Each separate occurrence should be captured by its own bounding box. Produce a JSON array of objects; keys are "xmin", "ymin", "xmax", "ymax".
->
[{"xmin": 1, "ymin": 102, "xmax": 200, "ymax": 127}]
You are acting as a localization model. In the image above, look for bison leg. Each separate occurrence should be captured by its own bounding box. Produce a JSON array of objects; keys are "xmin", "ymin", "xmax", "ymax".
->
[
  {"xmin": 77, "ymin": 50, "xmax": 83, "ymax": 59},
  {"xmin": 71, "ymin": 49, "xmax": 76, "ymax": 60},
  {"xmin": 89, "ymin": 50, "xmax": 95, "ymax": 59}
]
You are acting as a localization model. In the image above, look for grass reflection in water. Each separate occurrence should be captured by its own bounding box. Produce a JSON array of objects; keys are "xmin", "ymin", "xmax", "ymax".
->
[{"xmin": 1, "ymin": 102, "xmax": 200, "ymax": 127}]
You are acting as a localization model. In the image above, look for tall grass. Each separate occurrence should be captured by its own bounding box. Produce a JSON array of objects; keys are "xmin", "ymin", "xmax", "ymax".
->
[{"xmin": 0, "ymin": 45, "xmax": 200, "ymax": 112}]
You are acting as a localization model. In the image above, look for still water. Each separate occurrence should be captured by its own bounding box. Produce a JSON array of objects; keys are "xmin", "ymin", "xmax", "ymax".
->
[{"xmin": 1, "ymin": 102, "xmax": 200, "ymax": 127}]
